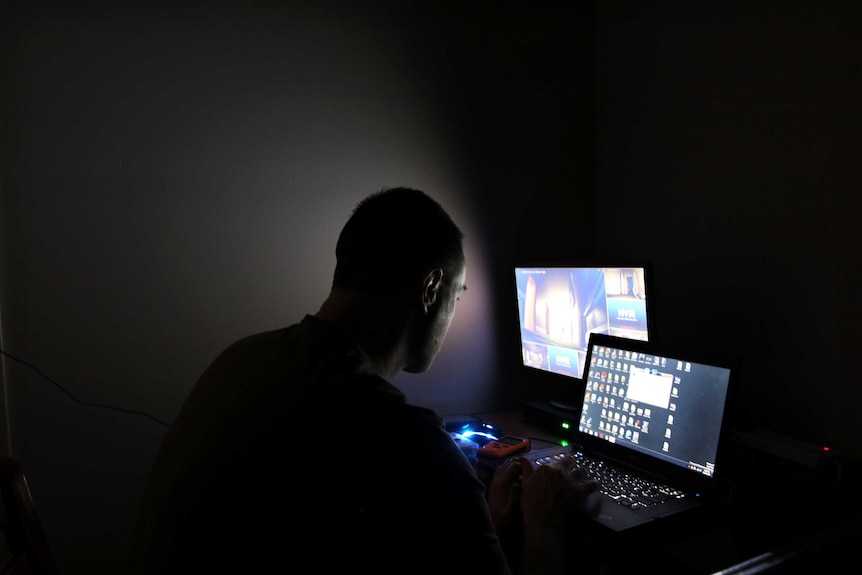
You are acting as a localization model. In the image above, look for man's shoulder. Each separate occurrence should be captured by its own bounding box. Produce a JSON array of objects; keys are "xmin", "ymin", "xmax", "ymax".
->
[{"xmin": 206, "ymin": 316, "xmax": 346, "ymax": 379}]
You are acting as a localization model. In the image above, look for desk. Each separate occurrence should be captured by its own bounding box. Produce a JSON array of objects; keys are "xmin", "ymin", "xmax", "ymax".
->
[{"xmin": 461, "ymin": 408, "xmax": 861, "ymax": 574}]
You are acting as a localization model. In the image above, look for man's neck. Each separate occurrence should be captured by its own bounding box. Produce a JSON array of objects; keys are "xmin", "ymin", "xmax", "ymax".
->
[{"xmin": 315, "ymin": 287, "xmax": 410, "ymax": 379}]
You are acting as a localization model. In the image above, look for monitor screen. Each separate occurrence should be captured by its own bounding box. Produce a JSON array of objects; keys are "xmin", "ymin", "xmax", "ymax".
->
[{"xmin": 514, "ymin": 265, "xmax": 653, "ymax": 383}]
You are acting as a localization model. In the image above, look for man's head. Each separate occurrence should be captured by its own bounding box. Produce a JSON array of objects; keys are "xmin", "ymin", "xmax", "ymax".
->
[
  {"xmin": 333, "ymin": 187, "xmax": 465, "ymax": 297},
  {"xmin": 329, "ymin": 187, "xmax": 467, "ymax": 374}
]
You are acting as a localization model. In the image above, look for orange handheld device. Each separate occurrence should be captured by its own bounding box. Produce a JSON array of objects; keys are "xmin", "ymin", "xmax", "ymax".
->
[{"xmin": 478, "ymin": 435, "xmax": 531, "ymax": 458}]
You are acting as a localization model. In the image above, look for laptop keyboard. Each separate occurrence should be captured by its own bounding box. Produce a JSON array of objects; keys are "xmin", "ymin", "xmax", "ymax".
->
[{"xmin": 531, "ymin": 448, "xmax": 688, "ymax": 510}]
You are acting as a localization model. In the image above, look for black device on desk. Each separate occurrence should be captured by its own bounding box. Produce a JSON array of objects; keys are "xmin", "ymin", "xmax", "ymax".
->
[{"xmin": 522, "ymin": 400, "xmax": 580, "ymax": 440}]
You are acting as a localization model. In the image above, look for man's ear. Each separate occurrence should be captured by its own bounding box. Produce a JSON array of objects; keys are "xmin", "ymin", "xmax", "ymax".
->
[{"xmin": 421, "ymin": 268, "xmax": 444, "ymax": 309}]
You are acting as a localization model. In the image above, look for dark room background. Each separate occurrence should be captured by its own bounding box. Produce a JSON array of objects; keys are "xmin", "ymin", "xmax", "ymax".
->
[{"xmin": 1, "ymin": 1, "xmax": 859, "ymax": 573}]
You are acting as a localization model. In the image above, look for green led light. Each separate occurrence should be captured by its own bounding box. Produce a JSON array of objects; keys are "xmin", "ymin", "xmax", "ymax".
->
[
  {"xmin": 561, "ymin": 422, "xmax": 570, "ymax": 430},
  {"xmin": 560, "ymin": 440, "xmax": 569, "ymax": 447}
]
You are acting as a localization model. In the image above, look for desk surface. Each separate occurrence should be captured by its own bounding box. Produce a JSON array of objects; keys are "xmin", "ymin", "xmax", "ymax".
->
[{"xmin": 456, "ymin": 408, "xmax": 861, "ymax": 575}]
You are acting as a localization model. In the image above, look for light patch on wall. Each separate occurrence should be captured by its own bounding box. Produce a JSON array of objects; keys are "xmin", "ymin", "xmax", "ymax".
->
[{"xmin": 4, "ymin": 5, "xmax": 497, "ymax": 414}]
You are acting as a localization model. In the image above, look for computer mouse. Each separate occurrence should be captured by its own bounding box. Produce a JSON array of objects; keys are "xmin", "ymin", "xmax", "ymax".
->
[{"xmin": 451, "ymin": 422, "xmax": 501, "ymax": 447}]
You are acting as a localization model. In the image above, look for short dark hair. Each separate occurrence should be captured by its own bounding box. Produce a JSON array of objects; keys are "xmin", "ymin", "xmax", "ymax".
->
[{"xmin": 333, "ymin": 187, "xmax": 465, "ymax": 293}]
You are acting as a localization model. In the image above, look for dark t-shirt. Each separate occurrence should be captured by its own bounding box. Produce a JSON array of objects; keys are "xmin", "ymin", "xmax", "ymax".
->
[{"xmin": 128, "ymin": 315, "xmax": 510, "ymax": 574}]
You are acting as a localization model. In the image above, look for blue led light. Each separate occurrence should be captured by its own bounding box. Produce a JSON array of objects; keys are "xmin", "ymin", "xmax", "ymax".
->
[{"xmin": 460, "ymin": 430, "xmax": 498, "ymax": 442}]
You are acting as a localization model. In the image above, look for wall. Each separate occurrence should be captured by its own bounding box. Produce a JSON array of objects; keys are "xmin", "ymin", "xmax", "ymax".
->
[
  {"xmin": 0, "ymin": 2, "xmax": 587, "ymax": 573},
  {"xmin": 593, "ymin": 2, "xmax": 861, "ymax": 456}
]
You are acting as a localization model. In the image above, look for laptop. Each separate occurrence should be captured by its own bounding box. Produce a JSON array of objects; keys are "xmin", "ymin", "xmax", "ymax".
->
[{"xmin": 528, "ymin": 332, "xmax": 738, "ymax": 533}]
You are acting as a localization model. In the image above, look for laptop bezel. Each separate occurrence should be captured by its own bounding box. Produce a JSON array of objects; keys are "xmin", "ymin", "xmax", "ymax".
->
[{"xmin": 573, "ymin": 332, "xmax": 739, "ymax": 496}]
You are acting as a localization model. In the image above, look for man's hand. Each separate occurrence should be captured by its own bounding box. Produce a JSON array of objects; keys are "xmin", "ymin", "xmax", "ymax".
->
[
  {"xmin": 489, "ymin": 455, "xmax": 600, "ymax": 575},
  {"xmin": 517, "ymin": 456, "xmax": 599, "ymax": 530},
  {"xmin": 487, "ymin": 457, "xmax": 525, "ymax": 534},
  {"xmin": 487, "ymin": 455, "xmax": 599, "ymax": 533}
]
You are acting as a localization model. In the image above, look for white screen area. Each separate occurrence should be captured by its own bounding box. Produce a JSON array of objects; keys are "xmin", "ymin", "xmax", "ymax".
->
[{"xmin": 626, "ymin": 367, "xmax": 673, "ymax": 409}]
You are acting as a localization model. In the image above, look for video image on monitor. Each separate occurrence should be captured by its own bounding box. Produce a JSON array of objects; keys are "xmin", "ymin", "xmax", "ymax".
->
[{"xmin": 514, "ymin": 266, "xmax": 651, "ymax": 381}]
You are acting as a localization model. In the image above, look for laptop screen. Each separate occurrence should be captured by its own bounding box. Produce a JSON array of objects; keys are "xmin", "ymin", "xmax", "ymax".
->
[{"xmin": 578, "ymin": 333, "xmax": 733, "ymax": 478}]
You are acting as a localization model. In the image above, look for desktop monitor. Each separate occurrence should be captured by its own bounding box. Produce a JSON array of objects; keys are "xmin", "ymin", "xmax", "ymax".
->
[{"xmin": 514, "ymin": 264, "xmax": 654, "ymax": 409}]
